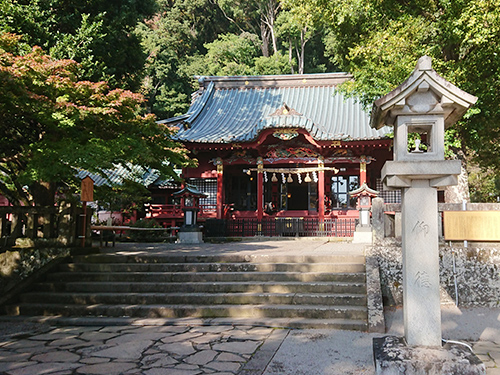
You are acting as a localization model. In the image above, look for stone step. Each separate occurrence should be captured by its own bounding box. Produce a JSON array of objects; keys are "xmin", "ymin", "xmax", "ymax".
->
[
  {"xmin": 12, "ymin": 303, "xmax": 367, "ymax": 320},
  {"xmin": 46, "ymin": 271, "xmax": 365, "ymax": 283},
  {"xmin": 35, "ymin": 280, "xmax": 366, "ymax": 294},
  {"xmin": 59, "ymin": 262, "xmax": 366, "ymax": 273},
  {"xmin": 5, "ymin": 251, "xmax": 370, "ymax": 330},
  {"xmin": 72, "ymin": 254, "xmax": 366, "ymax": 265},
  {"xmin": 20, "ymin": 292, "xmax": 367, "ymax": 306}
]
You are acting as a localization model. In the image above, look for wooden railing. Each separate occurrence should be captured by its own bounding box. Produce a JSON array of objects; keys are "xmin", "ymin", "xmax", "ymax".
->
[
  {"xmin": 204, "ymin": 217, "xmax": 358, "ymax": 238},
  {"xmin": 372, "ymin": 199, "xmax": 500, "ymax": 241},
  {"xmin": 145, "ymin": 204, "xmax": 217, "ymax": 219},
  {"xmin": 0, "ymin": 205, "xmax": 89, "ymax": 248}
]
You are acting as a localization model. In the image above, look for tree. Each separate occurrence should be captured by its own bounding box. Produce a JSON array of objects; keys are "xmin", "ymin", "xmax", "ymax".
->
[
  {"xmin": 136, "ymin": 0, "xmax": 231, "ymax": 119},
  {"xmin": 0, "ymin": 33, "xmax": 191, "ymax": 206},
  {"xmin": 0, "ymin": 0, "xmax": 157, "ymax": 89},
  {"xmin": 184, "ymin": 32, "xmax": 292, "ymax": 77},
  {"xmin": 215, "ymin": 0, "xmax": 281, "ymax": 58},
  {"xmin": 276, "ymin": 8, "xmax": 319, "ymax": 74},
  {"xmin": 284, "ymin": 0, "xmax": 500, "ymax": 200}
]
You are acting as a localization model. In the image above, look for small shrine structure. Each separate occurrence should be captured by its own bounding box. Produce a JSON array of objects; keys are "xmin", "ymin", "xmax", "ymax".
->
[{"xmin": 173, "ymin": 184, "xmax": 207, "ymax": 243}]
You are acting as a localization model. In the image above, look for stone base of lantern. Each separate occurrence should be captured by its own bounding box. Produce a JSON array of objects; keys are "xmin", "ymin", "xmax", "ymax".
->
[
  {"xmin": 177, "ymin": 228, "xmax": 204, "ymax": 244},
  {"xmin": 352, "ymin": 225, "xmax": 372, "ymax": 244},
  {"xmin": 373, "ymin": 336, "xmax": 486, "ymax": 375}
]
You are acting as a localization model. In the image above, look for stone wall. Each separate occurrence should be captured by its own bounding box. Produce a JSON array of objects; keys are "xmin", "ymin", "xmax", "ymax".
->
[
  {"xmin": 368, "ymin": 240, "xmax": 500, "ymax": 307},
  {"xmin": 0, "ymin": 248, "xmax": 70, "ymax": 298}
]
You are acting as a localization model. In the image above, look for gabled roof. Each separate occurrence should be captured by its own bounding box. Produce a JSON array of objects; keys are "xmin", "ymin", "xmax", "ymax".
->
[
  {"xmin": 160, "ymin": 73, "xmax": 392, "ymax": 143},
  {"xmin": 172, "ymin": 184, "xmax": 208, "ymax": 198}
]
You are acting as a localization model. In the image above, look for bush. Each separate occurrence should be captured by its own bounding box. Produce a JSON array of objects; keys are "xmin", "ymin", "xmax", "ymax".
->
[{"xmin": 126, "ymin": 219, "xmax": 166, "ymax": 242}]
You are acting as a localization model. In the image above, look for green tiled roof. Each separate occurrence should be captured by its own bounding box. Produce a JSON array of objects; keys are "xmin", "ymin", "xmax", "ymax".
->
[
  {"xmin": 161, "ymin": 73, "xmax": 392, "ymax": 143},
  {"xmin": 76, "ymin": 165, "xmax": 180, "ymax": 188}
]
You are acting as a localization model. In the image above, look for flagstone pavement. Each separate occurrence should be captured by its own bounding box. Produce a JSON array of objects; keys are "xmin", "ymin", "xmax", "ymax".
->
[
  {"xmin": 0, "ymin": 318, "xmax": 285, "ymax": 375},
  {"xmin": 0, "ymin": 314, "xmax": 498, "ymax": 375}
]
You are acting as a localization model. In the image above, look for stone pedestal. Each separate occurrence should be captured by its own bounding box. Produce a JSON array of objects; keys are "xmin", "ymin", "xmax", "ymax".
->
[
  {"xmin": 402, "ymin": 180, "xmax": 441, "ymax": 346},
  {"xmin": 177, "ymin": 229, "xmax": 203, "ymax": 244},
  {"xmin": 383, "ymin": 160, "xmax": 461, "ymax": 347},
  {"xmin": 373, "ymin": 336, "xmax": 486, "ymax": 375},
  {"xmin": 352, "ymin": 225, "xmax": 372, "ymax": 244}
]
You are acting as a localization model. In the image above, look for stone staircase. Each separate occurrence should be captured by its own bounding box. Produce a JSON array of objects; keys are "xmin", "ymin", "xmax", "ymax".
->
[{"xmin": 4, "ymin": 252, "xmax": 370, "ymax": 330}]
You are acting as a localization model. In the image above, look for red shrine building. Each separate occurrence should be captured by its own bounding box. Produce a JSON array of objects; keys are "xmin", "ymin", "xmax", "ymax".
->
[{"xmin": 148, "ymin": 73, "xmax": 394, "ymax": 237}]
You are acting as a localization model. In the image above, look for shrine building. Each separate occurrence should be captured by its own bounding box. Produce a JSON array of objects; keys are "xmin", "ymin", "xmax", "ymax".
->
[{"xmin": 148, "ymin": 73, "xmax": 395, "ymax": 237}]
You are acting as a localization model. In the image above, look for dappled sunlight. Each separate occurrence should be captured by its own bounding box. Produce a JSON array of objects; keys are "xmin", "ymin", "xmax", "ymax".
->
[{"xmin": 10, "ymin": 239, "xmax": 370, "ymax": 330}]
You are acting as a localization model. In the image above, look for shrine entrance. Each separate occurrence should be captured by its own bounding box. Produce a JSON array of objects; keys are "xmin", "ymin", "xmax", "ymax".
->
[{"xmin": 287, "ymin": 182, "xmax": 309, "ymax": 210}]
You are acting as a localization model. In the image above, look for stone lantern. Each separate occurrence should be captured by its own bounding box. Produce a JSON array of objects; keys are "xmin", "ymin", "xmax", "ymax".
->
[
  {"xmin": 173, "ymin": 184, "xmax": 208, "ymax": 243},
  {"xmin": 370, "ymin": 56, "xmax": 482, "ymax": 374},
  {"xmin": 349, "ymin": 183, "xmax": 378, "ymax": 227},
  {"xmin": 349, "ymin": 183, "xmax": 378, "ymax": 243}
]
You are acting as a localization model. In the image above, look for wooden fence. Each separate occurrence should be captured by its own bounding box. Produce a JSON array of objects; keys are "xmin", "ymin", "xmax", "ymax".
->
[
  {"xmin": 204, "ymin": 217, "xmax": 358, "ymax": 238},
  {"xmin": 372, "ymin": 199, "xmax": 500, "ymax": 242},
  {"xmin": 0, "ymin": 205, "xmax": 91, "ymax": 249}
]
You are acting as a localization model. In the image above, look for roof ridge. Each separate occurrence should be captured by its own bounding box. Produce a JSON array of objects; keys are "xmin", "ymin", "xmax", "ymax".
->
[{"xmin": 196, "ymin": 73, "xmax": 352, "ymax": 89}]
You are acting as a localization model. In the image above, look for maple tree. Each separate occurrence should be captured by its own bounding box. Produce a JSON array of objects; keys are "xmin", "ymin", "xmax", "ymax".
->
[{"xmin": 0, "ymin": 33, "xmax": 191, "ymax": 206}]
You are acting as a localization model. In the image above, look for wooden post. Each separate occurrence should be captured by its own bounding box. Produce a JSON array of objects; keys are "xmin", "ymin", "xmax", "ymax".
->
[
  {"xmin": 216, "ymin": 158, "xmax": 224, "ymax": 219},
  {"xmin": 360, "ymin": 155, "xmax": 367, "ymax": 185},
  {"xmin": 318, "ymin": 157, "xmax": 325, "ymax": 223},
  {"xmin": 257, "ymin": 157, "xmax": 264, "ymax": 223},
  {"xmin": 81, "ymin": 176, "xmax": 94, "ymax": 247}
]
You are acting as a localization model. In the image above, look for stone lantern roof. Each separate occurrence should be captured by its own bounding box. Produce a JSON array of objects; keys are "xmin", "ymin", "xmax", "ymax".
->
[
  {"xmin": 370, "ymin": 56, "xmax": 478, "ymax": 130},
  {"xmin": 349, "ymin": 183, "xmax": 379, "ymax": 198},
  {"xmin": 172, "ymin": 184, "xmax": 208, "ymax": 199}
]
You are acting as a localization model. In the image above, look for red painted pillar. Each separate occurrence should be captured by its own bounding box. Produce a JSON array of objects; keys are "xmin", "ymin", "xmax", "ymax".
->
[
  {"xmin": 318, "ymin": 156, "xmax": 325, "ymax": 222},
  {"xmin": 360, "ymin": 155, "xmax": 367, "ymax": 185},
  {"xmin": 216, "ymin": 158, "xmax": 224, "ymax": 219},
  {"xmin": 257, "ymin": 157, "xmax": 264, "ymax": 221}
]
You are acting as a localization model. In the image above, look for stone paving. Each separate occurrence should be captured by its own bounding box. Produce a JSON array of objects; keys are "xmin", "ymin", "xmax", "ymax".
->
[
  {"xmin": 473, "ymin": 341, "xmax": 500, "ymax": 375},
  {"xmin": 0, "ymin": 319, "xmax": 499, "ymax": 375},
  {"xmin": 0, "ymin": 320, "xmax": 287, "ymax": 375}
]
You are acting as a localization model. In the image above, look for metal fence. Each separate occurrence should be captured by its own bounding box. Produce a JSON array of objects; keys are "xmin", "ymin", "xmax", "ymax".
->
[{"xmin": 204, "ymin": 217, "xmax": 358, "ymax": 238}]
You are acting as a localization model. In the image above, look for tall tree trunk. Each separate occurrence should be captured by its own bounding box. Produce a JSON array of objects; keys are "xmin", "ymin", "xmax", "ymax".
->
[
  {"xmin": 295, "ymin": 27, "xmax": 309, "ymax": 74},
  {"xmin": 260, "ymin": 0, "xmax": 279, "ymax": 56},
  {"xmin": 288, "ymin": 39, "xmax": 294, "ymax": 74},
  {"xmin": 260, "ymin": 22, "xmax": 270, "ymax": 57}
]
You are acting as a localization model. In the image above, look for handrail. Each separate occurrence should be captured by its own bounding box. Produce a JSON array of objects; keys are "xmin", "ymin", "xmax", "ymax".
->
[{"xmin": 91, "ymin": 225, "xmax": 179, "ymax": 231}]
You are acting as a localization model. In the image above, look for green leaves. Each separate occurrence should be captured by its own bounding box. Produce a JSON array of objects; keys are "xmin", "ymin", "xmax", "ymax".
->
[{"xmin": 0, "ymin": 33, "xmax": 191, "ymax": 206}]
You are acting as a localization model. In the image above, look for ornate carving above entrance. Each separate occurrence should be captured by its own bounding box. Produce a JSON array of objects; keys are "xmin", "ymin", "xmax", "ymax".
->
[
  {"xmin": 273, "ymin": 129, "xmax": 299, "ymax": 141},
  {"xmin": 265, "ymin": 147, "xmax": 319, "ymax": 163}
]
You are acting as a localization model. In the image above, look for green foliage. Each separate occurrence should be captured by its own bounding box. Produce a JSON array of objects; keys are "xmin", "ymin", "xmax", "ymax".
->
[
  {"xmin": 184, "ymin": 32, "xmax": 293, "ymax": 77},
  {"xmin": 0, "ymin": 33, "xmax": 192, "ymax": 206},
  {"xmin": 95, "ymin": 179, "xmax": 152, "ymax": 214},
  {"xmin": 469, "ymin": 166, "xmax": 500, "ymax": 202},
  {"xmin": 253, "ymin": 53, "xmax": 292, "ymax": 75},
  {"xmin": 0, "ymin": 0, "xmax": 157, "ymax": 89},
  {"xmin": 136, "ymin": 0, "xmax": 231, "ymax": 118},
  {"xmin": 127, "ymin": 218, "xmax": 165, "ymax": 242}
]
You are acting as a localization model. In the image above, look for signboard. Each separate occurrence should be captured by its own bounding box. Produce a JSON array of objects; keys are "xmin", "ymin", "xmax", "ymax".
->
[
  {"xmin": 81, "ymin": 176, "xmax": 94, "ymax": 202},
  {"xmin": 443, "ymin": 211, "xmax": 500, "ymax": 241}
]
